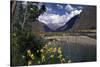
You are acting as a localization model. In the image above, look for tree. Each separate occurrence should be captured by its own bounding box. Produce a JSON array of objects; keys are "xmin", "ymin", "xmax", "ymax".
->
[{"xmin": 11, "ymin": 1, "xmax": 46, "ymax": 66}]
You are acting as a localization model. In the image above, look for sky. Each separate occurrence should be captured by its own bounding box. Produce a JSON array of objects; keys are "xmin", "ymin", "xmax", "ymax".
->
[{"xmin": 38, "ymin": 3, "xmax": 84, "ymax": 30}]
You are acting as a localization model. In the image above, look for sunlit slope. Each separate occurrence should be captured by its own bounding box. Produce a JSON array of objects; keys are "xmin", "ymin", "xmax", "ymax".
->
[{"xmin": 71, "ymin": 6, "xmax": 96, "ymax": 31}]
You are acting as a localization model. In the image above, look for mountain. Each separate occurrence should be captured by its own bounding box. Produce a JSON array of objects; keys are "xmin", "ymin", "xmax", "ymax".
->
[
  {"xmin": 44, "ymin": 15, "xmax": 79, "ymax": 32},
  {"xmin": 71, "ymin": 6, "xmax": 96, "ymax": 31},
  {"xmin": 32, "ymin": 6, "xmax": 96, "ymax": 32},
  {"xmin": 32, "ymin": 14, "xmax": 79, "ymax": 32}
]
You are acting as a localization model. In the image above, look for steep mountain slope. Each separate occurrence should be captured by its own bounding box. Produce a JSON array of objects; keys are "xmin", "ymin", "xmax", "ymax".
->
[{"xmin": 71, "ymin": 6, "xmax": 96, "ymax": 31}]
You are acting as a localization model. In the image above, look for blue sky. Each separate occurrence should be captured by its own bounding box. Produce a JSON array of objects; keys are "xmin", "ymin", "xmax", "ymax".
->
[
  {"xmin": 44, "ymin": 3, "xmax": 83, "ymax": 15},
  {"xmin": 38, "ymin": 3, "xmax": 84, "ymax": 30}
]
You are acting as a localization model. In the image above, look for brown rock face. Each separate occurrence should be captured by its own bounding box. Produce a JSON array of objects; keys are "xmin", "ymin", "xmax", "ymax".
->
[{"xmin": 71, "ymin": 6, "xmax": 96, "ymax": 31}]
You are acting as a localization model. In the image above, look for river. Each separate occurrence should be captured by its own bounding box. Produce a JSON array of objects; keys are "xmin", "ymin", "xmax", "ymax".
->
[{"xmin": 45, "ymin": 36, "xmax": 96, "ymax": 62}]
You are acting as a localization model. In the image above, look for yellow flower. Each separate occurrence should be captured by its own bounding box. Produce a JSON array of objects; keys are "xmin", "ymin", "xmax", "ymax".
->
[
  {"xmin": 41, "ymin": 55, "xmax": 45, "ymax": 62},
  {"xmin": 62, "ymin": 58, "xmax": 65, "ymax": 61},
  {"xmin": 40, "ymin": 49, "xmax": 43, "ymax": 52},
  {"xmin": 50, "ymin": 55, "xmax": 54, "ymax": 58},
  {"xmin": 45, "ymin": 44, "xmax": 48, "ymax": 48},
  {"xmin": 61, "ymin": 58, "xmax": 66, "ymax": 63},
  {"xmin": 48, "ymin": 42, "xmax": 51, "ymax": 45},
  {"xmin": 37, "ymin": 50, "xmax": 39, "ymax": 53},
  {"xmin": 31, "ymin": 54, "xmax": 34, "ymax": 60},
  {"xmin": 53, "ymin": 47, "xmax": 57, "ymax": 52},
  {"xmin": 27, "ymin": 49, "xmax": 31, "ymax": 56},
  {"xmin": 37, "ymin": 61, "xmax": 40, "ymax": 64},
  {"xmin": 27, "ymin": 50, "xmax": 31, "ymax": 54},
  {"xmin": 57, "ymin": 54, "xmax": 63, "ymax": 58},
  {"xmin": 48, "ymin": 48, "xmax": 53, "ymax": 52},
  {"xmin": 28, "ymin": 60, "xmax": 32, "ymax": 65},
  {"xmin": 58, "ymin": 47, "xmax": 62, "ymax": 54},
  {"xmin": 42, "ymin": 55, "xmax": 45, "ymax": 59},
  {"xmin": 43, "ymin": 44, "xmax": 48, "ymax": 49}
]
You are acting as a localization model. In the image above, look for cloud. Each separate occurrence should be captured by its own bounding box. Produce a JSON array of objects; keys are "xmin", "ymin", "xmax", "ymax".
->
[
  {"xmin": 57, "ymin": 4, "xmax": 63, "ymax": 9},
  {"xmin": 38, "ymin": 13, "xmax": 67, "ymax": 30},
  {"xmin": 38, "ymin": 4, "xmax": 83, "ymax": 30},
  {"xmin": 46, "ymin": 6, "xmax": 57, "ymax": 14},
  {"xmin": 46, "ymin": 7, "xmax": 52, "ymax": 12},
  {"xmin": 38, "ymin": 9, "xmax": 82, "ymax": 30},
  {"xmin": 65, "ymin": 4, "xmax": 74, "ymax": 13},
  {"xmin": 77, "ymin": 6, "xmax": 83, "ymax": 10}
]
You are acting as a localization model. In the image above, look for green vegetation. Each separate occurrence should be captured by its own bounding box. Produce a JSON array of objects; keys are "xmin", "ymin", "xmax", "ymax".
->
[
  {"xmin": 27, "ymin": 40, "xmax": 69, "ymax": 65},
  {"xmin": 11, "ymin": 1, "xmax": 70, "ymax": 66}
]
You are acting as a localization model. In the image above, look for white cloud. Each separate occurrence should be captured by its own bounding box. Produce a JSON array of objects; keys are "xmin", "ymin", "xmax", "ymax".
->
[
  {"xmin": 38, "ymin": 13, "xmax": 66, "ymax": 30},
  {"xmin": 65, "ymin": 4, "xmax": 75, "ymax": 12},
  {"xmin": 77, "ymin": 6, "xmax": 83, "ymax": 10},
  {"xmin": 38, "ymin": 9, "xmax": 82, "ymax": 30},
  {"xmin": 57, "ymin": 4, "xmax": 63, "ymax": 9},
  {"xmin": 46, "ymin": 7, "xmax": 52, "ymax": 12}
]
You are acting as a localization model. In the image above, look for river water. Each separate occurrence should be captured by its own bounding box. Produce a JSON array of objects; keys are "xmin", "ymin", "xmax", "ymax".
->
[{"xmin": 45, "ymin": 36, "xmax": 96, "ymax": 62}]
